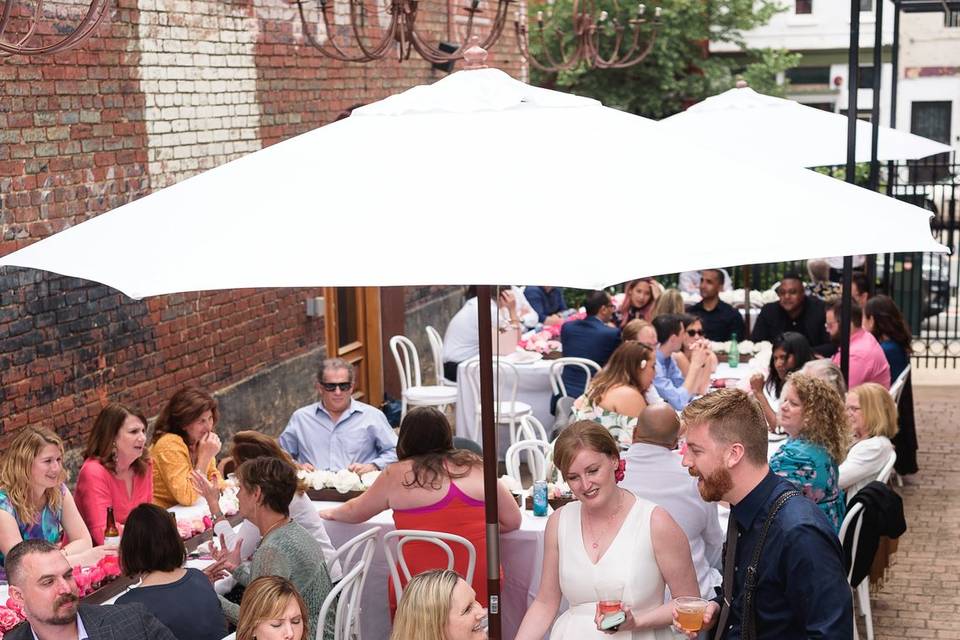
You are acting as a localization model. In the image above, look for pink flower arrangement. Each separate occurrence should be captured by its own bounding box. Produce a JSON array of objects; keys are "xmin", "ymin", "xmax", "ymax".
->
[
  {"xmin": 175, "ymin": 516, "xmax": 213, "ymax": 540},
  {"xmin": 519, "ymin": 330, "xmax": 562, "ymax": 355},
  {"xmin": 0, "ymin": 599, "xmax": 25, "ymax": 637},
  {"xmin": 71, "ymin": 557, "xmax": 123, "ymax": 598}
]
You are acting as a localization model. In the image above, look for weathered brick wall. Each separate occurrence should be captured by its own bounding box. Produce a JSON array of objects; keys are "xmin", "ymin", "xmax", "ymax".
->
[{"xmin": 0, "ymin": 0, "xmax": 526, "ymax": 458}]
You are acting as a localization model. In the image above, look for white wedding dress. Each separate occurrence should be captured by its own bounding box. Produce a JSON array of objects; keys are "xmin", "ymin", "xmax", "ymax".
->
[{"xmin": 551, "ymin": 497, "xmax": 674, "ymax": 640}]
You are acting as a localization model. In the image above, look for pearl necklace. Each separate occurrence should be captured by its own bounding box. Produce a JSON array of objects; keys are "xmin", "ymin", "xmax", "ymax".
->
[{"xmin": 584, "ymin": 489, "xmax": 624, "ymax": 551}]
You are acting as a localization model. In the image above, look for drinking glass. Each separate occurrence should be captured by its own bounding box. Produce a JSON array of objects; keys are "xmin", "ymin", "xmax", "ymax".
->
[
  {"xmin": 674, "ymin": 597, "xmax": 709, "ymax": 632},
  {"xmin": 595, "ymin": 582, "xmax": 625, "ymax": 616}
]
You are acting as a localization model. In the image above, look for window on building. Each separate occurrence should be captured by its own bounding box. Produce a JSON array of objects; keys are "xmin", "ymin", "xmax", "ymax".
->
[
  {"xmin": 785, "ymin": 66, "xmax": 831, "ymax": 85},
  {"xmin": 910, "ymin": 101, "xmax": 952, "ymax": 182},
  {"xmin": 946, "ymin": 11, "xmax": 960, "ymax": 28},
  {"xmin": 795, "ymin": 0, "xmax": 812, "ymax": 14},
  {"xmin": 857, "ymin": 66, "xmax": 875, "ymax": 89},
  {"xmin": 859, "ymin": 0, "xmax": 873, "ymax": 11}
]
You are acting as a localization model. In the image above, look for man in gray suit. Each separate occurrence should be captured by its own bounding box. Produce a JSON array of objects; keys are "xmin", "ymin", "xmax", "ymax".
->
[{"xmin": 5, "ymin": 540, "xmax": 177, "ymax": 640}]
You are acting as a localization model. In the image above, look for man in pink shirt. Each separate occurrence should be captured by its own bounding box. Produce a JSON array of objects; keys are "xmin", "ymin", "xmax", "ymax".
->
[{"xmin": 826, "ymin": 299, "xmax": 891, "ymax": 389}]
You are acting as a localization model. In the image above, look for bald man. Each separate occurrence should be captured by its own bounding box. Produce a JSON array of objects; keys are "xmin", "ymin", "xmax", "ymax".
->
[{"xmin": 620, "ymin": 405, "xmax": 724, "ymax": 599}]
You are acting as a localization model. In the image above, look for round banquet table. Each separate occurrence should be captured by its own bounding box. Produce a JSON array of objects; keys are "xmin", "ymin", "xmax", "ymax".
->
[
  {"xmin": 314, "ymin": 500, "xmax": 559, "ymax": 640},
  {"xmin": 454, "ymin": 357, "xmax": 557, "ymax": 454}
]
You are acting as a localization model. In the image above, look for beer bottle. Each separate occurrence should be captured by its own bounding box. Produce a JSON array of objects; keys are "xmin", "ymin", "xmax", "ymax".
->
[{"xmin": 104, "ymin": 507, "xmax": 120, "ymax": 547}]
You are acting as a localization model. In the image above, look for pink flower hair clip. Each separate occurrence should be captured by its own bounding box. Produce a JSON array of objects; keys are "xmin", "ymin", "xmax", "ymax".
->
[{"xmin": 614, "ymin": 458, "xmax": 626, "ymax": 483}]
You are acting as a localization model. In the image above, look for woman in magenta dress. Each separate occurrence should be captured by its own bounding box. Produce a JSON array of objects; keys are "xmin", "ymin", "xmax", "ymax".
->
[
  {"xmin": 75, "ymin": 403, "xmax": 153, "ymax": 545},
  {"xmin": 320, "ymin": 407, "xmax": 522, "ymax": 614}
]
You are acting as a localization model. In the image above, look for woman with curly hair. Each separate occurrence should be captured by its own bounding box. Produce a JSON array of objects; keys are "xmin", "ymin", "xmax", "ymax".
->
[
  {"xmin": 772, "ymin": 374, "xmax": 850, "ymax": 532},
  {"xmin": 319, "ymin": 407, "xmax": 521, "ymax": 615},
  {"xmin": 571, "ymin": 341, "xmax": 657, "ymax": 448}
]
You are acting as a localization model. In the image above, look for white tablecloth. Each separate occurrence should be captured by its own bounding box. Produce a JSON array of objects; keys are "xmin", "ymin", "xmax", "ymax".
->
[
  {"xmin": 314, "ymin": 500, "xmax": 554, "ymax": 640},
  {"xmin": 454, "ymin": 358, "xmax": 556, "ymax": 452}
]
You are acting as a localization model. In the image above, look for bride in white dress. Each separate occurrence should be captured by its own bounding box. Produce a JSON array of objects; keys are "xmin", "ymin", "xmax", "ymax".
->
[{"xmin": 516, "ymin": 421, "xmax": 699, "ymax": 640}]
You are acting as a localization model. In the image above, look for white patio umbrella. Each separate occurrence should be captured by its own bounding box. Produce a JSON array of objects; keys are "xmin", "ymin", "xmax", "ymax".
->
[
  {"xmin": 0, "ymin": 64, "xmax": 947, "ymax": 639},
  {"xmin": 0, "ymin": 69, "xmax": 946, "ymax": 299},
  {"xmin": 658, "ymin": 85, "xmax": 953, "ymax": 168}
]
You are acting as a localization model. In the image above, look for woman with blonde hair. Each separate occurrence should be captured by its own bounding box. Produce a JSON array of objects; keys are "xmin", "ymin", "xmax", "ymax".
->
[
  {"xmin": 75, "ymin": 403, "xmax": 153, "ymax": 545},
  {"xmin": 151, "ymin": 386, "xmax": 222, "ymax": 508},
  {"xmin": 192, "ymin": 430, "xmax": 341, "ymax": 580},
  {"xmin": 572, "ymin": 342, "xmax": 657, "ymax": 448},
  {"xmin": 772, "ymin": 373, "xmax": 850, "ymax": 533},
  {"xmin": 236, "ymin": 575, "xmax": 310, "ymax": 640},
  {"xmin": 0, "ymin": 427, "xmax": 105, "ymax": 566},
  {"xmin": 840, "ymin": 383, "xmax": 898, "ymax": 495},
  {"xmin": 617, "ymin": 279, "xmax": 659, "ymax": 327},
  {"xmin": 516, "ymin": 422, "xmax": 698, "ymax": 639},
  {"xmin": 391, "ymin": 569, "xmax": 488, "ymax": 640},
  {"xmin": 650, "ymin": 288, "xmax": 684, "ymax": 321}
]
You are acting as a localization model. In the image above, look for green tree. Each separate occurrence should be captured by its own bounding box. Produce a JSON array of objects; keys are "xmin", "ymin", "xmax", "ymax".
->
[{"xmin": 526, "ymin": 0, "xmax": 800, "ymax": 118}]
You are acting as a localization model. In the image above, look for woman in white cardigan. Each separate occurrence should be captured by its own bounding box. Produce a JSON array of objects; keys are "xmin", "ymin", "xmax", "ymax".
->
[{"xmin": 840, "ymin": 383, "xmax": 898, "ymax": 497}]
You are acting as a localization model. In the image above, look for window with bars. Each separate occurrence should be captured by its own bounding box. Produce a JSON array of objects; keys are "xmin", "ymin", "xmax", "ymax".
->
[{"xmin": 795, "ymin": 0, "xmax": 812, "ymax": 14}]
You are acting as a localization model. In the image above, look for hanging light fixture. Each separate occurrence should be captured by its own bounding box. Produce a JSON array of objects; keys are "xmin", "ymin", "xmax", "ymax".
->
[
  {"xmin": 514, "ymin": 0, "xmax": 662, "ymax": 71},
  {"xmin": 294, "ymin": 0, "xmax": 515, "ymax": 64},
  {"xmin": 0, "ymin": 0, "xmax": 110, "ymax": 57}
]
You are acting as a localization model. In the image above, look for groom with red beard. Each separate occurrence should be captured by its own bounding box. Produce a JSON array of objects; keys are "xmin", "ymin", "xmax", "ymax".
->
[{"xmin": 675, "ymin": 389, "xmax": 852, "ymax": 640}]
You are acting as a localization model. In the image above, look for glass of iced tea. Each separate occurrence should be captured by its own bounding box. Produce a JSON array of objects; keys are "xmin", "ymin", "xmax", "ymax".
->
[
  {"xmin": 595, "ymin": 582, "xmax": 625, "ymax": 616},
  {"xmin": 674, "ymin": 597, "xmax": 708, "ymax": 632}
]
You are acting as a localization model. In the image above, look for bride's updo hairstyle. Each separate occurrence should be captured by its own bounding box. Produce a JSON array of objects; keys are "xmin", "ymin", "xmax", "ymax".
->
[{"xmin": 552, "ymin": 421, "xmax": 620, "ymax": 479}]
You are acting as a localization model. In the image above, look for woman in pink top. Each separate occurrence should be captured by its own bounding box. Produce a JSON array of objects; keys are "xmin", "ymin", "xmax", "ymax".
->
[
  {"xmin": 321, "ymin": 407, "xmax": 522, "ymax": 615},
  {"xmin": 75, "ymin": 403, "xmax": 153, "ymax": 545}
]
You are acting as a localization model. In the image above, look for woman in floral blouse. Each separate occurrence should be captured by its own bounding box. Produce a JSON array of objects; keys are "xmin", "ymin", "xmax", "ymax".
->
[{"xmin": 772, "ymin": 373, "xmax": 850, "ymax": 533}]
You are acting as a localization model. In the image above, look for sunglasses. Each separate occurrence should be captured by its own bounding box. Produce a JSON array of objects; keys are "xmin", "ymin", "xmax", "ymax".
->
[
  {"xmin": 320, "ymin": 382, "xmax": 352, "ymax": 392},
  {"xmin": 686, "ymin": 329, "xmax": 704, "ymax": 337}
]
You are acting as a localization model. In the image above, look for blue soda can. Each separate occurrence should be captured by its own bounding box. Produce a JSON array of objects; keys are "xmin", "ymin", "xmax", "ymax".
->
[{"xmin": 533, "ymin": 480, "xmax": 549, "ymax": 517}]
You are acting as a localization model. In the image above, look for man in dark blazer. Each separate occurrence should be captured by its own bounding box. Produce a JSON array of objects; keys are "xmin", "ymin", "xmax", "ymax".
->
[
  {"xmin": 5, "ymin": 540, "xmax": 177, "ymax": 640},
  {"xmin": 559, "ymin": 290, "xmax": 621, "ymax": 399}
]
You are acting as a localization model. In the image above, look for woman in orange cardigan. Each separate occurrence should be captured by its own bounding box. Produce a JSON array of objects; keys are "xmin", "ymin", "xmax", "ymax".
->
[{"xmin": 151, "ymin": 386, "xmax": 222, "ymax": 508}]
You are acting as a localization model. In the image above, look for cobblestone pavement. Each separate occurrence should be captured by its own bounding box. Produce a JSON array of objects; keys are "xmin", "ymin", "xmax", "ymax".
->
[{"xmin": 867, "ymin": 386, "xmax": 960, "ymax": 640}]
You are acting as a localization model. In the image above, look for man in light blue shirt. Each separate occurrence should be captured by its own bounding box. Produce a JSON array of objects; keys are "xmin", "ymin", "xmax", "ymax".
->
[
  {"xmin": 652, "ymin": 314, "xmax": 712, "ymax": 411},
  {"xmin": 279, "ymin": 358, "xmax": 398, "ymax": 472}
]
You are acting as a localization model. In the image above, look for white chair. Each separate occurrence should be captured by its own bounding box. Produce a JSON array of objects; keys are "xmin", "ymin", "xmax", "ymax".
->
[
  {"xmin": 839, "ymin": 502, "xmax": 872, "ymax": 640},
  {"xmin": 464, "ymin": 359, "xmax": 533, "ymax": 445},
  {"xmin": 383, "ymin": 530, "xmax": 476, "ymax": 602},
  {"xmin": 518, "ymin": 414, "xmax": 549, "ymax": 443},
  {"xmin": 889, "ymin": 364, "xmax": 910, "ymax": 405},
  {"xmin": 390, "ymin": 335, "xmax": 458, "ymax": 418},
  {"xmin": 330, "ymin": 527, "xmax": 379, "ymax": 597},
  {"xmin": 876, "ymin": 451, "xmax": 897, "ymax": 484},
  {"xmin": 505, "ymin": 439, "xmax": 550, "ymax": 487},
  {"xmin": 425, "ymin": 325, "xmax": 456, "ymax": 387},
  {"xmin": 316, "ymin": 557, "xmax": 366, "ymax": 640},
  {"xmin": 549, "ymin": 357, "xmax": 601, "ymax": 399},
  {"xmin": 888, "ymin": 364, "xmax": 910, "ymax": 487}
]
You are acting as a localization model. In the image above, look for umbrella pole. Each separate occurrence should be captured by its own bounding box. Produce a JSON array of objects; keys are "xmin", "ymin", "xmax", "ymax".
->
[
  {"xmin": 475, "ymin": 284, "xmax": 502, "ymax": 639},
  {"xmin": 840, "ymin": 0, "xmax": 861, "ymax": 381}
]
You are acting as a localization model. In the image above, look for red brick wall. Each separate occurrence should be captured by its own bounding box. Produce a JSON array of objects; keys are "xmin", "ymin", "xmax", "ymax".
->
[{"xmin": 0, "ymin": 0, "xmax": 525, "ymax": 449}]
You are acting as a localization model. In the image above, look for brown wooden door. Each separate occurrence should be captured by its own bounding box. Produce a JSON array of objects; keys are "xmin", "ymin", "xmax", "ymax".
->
[{"xmin": 323, "ymin": 287, "xmax": 383, "ymax": 406}]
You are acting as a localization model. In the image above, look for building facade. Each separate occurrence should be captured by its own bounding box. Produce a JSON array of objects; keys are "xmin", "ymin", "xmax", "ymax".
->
[{"xmin": 0, "ymin": 0, "xmax": 522, "ymax": 470}]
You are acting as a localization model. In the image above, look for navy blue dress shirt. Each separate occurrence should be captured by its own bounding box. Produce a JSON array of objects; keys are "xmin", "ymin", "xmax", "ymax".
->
[
  {"xmin": 559, "ymin": 316, "xmax": 621, "ymax": 398},
  {"xmin": 719, "ymin": 471, "xmax": 853, "ymax": 640},
  {"xmin": 750, "ymin": 297, "xmax": 834, "ymax": 357},
  {"xmin": 690, "ymin": 299, "xmax": 746, "ymax": 342},
  {"xmin": 524, "ymin": 286, "xmax": 568, "ymax": 322}
]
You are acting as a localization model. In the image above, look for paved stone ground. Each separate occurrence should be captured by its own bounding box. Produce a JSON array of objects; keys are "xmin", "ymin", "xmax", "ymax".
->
[{"xmin": 866, "ymin": 386, "xmax": 960, "ymax": 640}]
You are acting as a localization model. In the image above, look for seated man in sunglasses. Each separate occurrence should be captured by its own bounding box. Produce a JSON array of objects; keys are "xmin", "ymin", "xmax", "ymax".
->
[
  {"xmin": 280, "ymin": 357, "xmax": 398, "ymax": 473},
  {"xmin": 651, "ymin": 315, "xmax": 714, "ymax": 411}
]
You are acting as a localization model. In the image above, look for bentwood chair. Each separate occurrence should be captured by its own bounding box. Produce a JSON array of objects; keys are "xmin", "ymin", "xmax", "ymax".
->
[
  {"xmin": 464, "ymin": 359, "xmax": 533, "ymax": 446},
  {"xmin": 425, "ymin": 325, "xmax": 457, "ymax": 387},
  {"xmin": 839, "ymin": 503, "xmax": 872, "ymax": 640},
  {"xmin": 549, "ymin": 357, "xmax": 601, "ymax": 400},
  {"xmin": 518, "ymin": 415, "xmax": 550, "ymax": 443},
  {"xmin": 389, "ymin": 335, "xmax": 458, "ymax": 418},
  {"xmin": 888, "ymin": 365, "xmax": 910, "ymax": 487},
  {"xmin": 317, "ymin": 527, "xmax": 379, "ymax": 640},
  {"xmin": 505, "ymin": 439, "xmax": 550, "ymax": 488},
  {"xmin": 383, "ymin": 530, "xmax": 476, "ymax": 602}
]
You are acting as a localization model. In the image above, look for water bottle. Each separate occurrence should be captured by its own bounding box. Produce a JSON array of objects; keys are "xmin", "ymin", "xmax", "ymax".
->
[
  {"xmin": 728, "ymin": 333, "xmax": 739, "ymax": 368},
  {"xmin": 532, "ymin": 480, "xmax": 549, "ymax": 517}
]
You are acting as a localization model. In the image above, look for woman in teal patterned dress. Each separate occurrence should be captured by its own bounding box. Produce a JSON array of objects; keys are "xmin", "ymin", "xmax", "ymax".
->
[
  {"xmin": 0, "ymin": 427, "xmax": 106, "ymax": 567},
  {"xmin": 773, "ymin": 374, "xmax": 850, "ymax": 533},
  {"xmin": 572, "ymin": 342, "xmax": 657, "ymax": 448}
]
